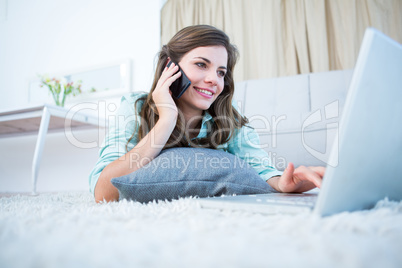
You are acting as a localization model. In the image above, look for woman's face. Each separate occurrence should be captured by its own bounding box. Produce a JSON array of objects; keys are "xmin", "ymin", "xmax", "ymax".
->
[{"xmin": 176, "ymin": 45, "xmax": 228, "ymax": 115}]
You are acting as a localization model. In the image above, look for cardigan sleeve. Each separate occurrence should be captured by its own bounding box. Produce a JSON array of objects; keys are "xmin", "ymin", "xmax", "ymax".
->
[{"xmin": 88, "ymin": 92, "xmax": 146, "ymax": 194}]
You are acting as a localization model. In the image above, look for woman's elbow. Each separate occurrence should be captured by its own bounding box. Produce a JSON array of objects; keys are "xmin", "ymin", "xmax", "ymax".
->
[{"xmin": 94, "ymin": 173, "xmax": 119, "ymax": 203}]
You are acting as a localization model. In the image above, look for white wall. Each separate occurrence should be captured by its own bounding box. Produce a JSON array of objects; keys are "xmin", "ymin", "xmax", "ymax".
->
[
  {"xmin": 0, "ymin": 0, "xmax": 163, "ymax": 193},
  {"xmin": 0, "ymin": 0, "xmax": 162, "ymax": 110}
]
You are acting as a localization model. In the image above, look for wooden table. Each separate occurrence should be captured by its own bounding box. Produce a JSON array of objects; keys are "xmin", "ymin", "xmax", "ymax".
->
[{"xmin": 0, "ymin": 104, "xmax": 105, "ymax": 194}]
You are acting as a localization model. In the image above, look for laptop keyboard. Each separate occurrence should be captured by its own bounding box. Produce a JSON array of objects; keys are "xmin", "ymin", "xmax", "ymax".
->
[{"xmin": 255, "ymin": 193, "xmax": 318, "ymax": 207}]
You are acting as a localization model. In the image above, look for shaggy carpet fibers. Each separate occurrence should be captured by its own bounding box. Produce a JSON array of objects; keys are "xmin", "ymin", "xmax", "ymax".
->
[{"xmin": 0, "ymin": 192, "xmax": 402, "ymax": 268}]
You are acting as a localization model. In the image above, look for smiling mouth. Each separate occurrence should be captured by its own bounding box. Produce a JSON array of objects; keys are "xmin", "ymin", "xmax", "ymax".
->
[{"xmin": 194, "ymin": 87, "xmax": 213, "ymax": 96}]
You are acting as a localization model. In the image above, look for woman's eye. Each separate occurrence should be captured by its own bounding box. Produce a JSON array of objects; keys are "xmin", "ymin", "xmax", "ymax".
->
[
  {"xmin": 196, "ymin": 62, "xmax": 206, "ymax": 68},
  {"xmin": 218, "ymin": 71, "xmax": 226, "ymax": 78}
]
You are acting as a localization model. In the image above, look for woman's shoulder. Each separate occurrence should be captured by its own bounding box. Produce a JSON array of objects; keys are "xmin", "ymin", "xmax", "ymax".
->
[
  {"xmin": 114, "ymin": 91, "xmax": 148, "ymax": 116},
  {"xmin": 121, "ymin": 91, "xmax": 149, "ymax": 104}
]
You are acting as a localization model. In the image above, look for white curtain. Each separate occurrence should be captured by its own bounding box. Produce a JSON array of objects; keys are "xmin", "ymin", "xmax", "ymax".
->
[{"xmin": 161, "ymin": 0, "xmax": 402, "ymax": 81}]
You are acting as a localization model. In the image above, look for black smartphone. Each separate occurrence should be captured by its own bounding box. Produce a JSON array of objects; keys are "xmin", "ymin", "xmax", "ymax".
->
[{"xmin": 167, "ymin": 61, "xmax": 191, "ymax": 98}]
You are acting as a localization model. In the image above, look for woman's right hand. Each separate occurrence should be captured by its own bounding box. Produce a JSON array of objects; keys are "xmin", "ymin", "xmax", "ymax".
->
[{"xmin": 152, "ymin": 62, "xmax": 182, "ymax": 120}]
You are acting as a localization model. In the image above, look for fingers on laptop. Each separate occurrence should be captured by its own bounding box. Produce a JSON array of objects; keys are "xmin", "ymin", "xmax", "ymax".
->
[
  {"xmin": 308, "ymin": 166, "xmax": 326, "ymax": 177},
  {"xmin": 294, "ymin": 165, "xmax": 323, "ymax": 189}
]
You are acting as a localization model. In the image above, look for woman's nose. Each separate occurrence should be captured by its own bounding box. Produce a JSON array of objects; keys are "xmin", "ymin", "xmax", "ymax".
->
[{"xmin": 205, "ymin": 71, "xmax": 218, "ymax": 86}]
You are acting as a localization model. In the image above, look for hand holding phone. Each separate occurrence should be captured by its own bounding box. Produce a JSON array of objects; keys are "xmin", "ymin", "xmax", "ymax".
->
[{"xmin": 167, "ymin": 61, "xmax": 191, "ymax": 98}]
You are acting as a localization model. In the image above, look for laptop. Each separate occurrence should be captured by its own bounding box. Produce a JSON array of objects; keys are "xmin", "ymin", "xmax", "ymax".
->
[{"xmin": 198, "ymin": 28, "xmax": 402, "ymax": 216}]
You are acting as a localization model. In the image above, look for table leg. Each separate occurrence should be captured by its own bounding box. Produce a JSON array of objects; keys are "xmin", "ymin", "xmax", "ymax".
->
[{"xmin": 31, "ymin": 107, "xmax": 51, "ymax": 195}]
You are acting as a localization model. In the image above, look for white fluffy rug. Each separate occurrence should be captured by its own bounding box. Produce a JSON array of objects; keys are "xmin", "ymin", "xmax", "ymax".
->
[{"xmin": 1, "ymin": 192, "xmax": 402, "ymax": 268}]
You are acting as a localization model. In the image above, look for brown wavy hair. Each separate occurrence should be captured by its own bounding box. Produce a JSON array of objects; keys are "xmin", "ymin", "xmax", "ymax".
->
[{"xmin": 127, "ymin": 25, "xmax": 248, "ymax": 150}]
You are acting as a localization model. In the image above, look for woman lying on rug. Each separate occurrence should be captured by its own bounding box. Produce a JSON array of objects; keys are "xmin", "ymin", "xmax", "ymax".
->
[{"xmin": 89, "ymin": 25, "xmax": 325, "ymax": 203}]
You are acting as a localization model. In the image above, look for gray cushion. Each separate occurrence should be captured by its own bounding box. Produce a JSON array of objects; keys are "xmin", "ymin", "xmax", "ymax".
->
[{"xmin": 111, "ymin": 147, "xmax": 276, "ymax": 203}]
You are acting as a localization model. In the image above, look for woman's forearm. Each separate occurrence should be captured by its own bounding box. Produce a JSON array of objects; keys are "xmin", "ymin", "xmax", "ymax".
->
[{"xmin": 94, "ymin": 116, "xmax": 177, "ymax": 202}]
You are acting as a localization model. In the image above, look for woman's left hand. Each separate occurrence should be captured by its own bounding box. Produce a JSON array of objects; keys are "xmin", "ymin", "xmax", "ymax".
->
[{"xmin": 268, "ymin": 163, "xmax": 326, "ymax": 193}]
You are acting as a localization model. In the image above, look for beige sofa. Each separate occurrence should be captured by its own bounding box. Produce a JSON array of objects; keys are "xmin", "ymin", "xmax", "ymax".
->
[{"xmin": 234, "ymin": 69, "xmax": 354, "ymax": 170}]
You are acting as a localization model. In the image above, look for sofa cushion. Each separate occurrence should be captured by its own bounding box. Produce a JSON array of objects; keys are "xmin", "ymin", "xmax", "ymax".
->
[
  {"xmin": 111, "ymin": 147, "xmax": 276, "ymax": 203},
  {"xmin": 238, "ymin": 70, "xmax": 352, "ymax": 168},
  {"xmin": 259, "ymin": 127, "xmax": 337, "ymax": 170},
  {"xmin": 309, "ymin": 69, "xmax": 353, "ymax": 112},
  {"xmin": 234, "ymin": 80, "xmax": 247, "ymax": 114},
  {"xmin": 244, "ymin": 74, "xmax": 310, "ymax": 132}
]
